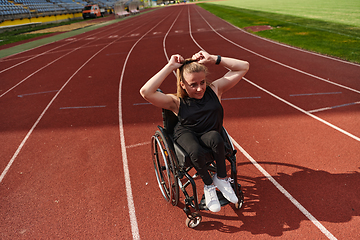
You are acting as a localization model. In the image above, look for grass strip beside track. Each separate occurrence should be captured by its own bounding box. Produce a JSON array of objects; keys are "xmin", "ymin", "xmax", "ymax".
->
[
  {"xmin": 208, "ymin": 0, "xmax": 360, "ymax": 27},
  {"xmin": 0, "ymin": 19, "xmax": 86, "ymax": 46},
  {"xmin": 198, "ymin": 3, "xmax": 360, "ymax": 64},
  {"xmin": 0, "ymin": 19, "xmax": 122, "ymax": 59},
  {"xmin": 0, "ymin": 10, "xmax": 157, "ymax": 59}
]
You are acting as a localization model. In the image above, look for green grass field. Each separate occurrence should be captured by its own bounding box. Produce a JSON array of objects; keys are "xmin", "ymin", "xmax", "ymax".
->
[
  {"xmin": 198, "ymin": 0, "xmax": 360, "ymax": 63},
  {"xmin": 209, "ymin": 0, "xmax": 360, "ymax": 27},
  {"xmin": 0, "ymin": 19, "xmax": 85, "ymax": 47}
]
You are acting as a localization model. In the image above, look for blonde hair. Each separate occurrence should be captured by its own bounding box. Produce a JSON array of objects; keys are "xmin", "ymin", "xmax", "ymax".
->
[{"xmin": 176, "ymin": 59, "xmax": 208, "ymax": 98}]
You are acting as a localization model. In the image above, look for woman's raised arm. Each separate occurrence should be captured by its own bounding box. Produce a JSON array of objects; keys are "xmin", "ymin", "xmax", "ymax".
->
[
  {"xmin": 140, "ymin": 54, "xmax": 183, "ymax": 112},
  {"xmin": 192, "ymin": 51, "xmax": 249, "ymax": 98}
]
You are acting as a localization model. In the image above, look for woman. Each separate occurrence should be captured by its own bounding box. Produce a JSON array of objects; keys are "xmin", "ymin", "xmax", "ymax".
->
[{"xmin": 140, "ymin": 51, "xmax": 249, "ymax": 212}]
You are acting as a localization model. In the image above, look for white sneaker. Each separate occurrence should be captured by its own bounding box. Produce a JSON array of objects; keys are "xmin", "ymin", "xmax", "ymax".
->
[
  {"xmin": 212, "ymin": 174, "xmax": 238, "ymax": 204},
  {"xmin": 204, "ymin": 184, "xmax": 221, "ymax": 212}
]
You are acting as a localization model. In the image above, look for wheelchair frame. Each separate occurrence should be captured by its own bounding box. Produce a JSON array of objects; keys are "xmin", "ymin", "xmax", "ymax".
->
[{"xmin": 151, "ymin": 108, "xmax": 244, "ymax": 228}]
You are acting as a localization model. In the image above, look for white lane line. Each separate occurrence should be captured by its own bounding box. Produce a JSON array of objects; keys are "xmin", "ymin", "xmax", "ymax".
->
[
  {"xmin": 133, "ymin": 96, "xmax": 261, "ymax": 105},
  {"xmin": 133, "ymin": 102, "xmax": 151, "ymax": 105},
  {"xmin": 191, "ymin": 6, "xmax": 360, "ymax": 142},
  {"xmin": 118, "ymin": 14, "xmax": 172, "ymax": 240},
  {"xmin": 17, "ymin": 90, "xmax": 59, "ymax": 98},
  {"xmin": 0, "ymin": 35, "xmax": 122, "ymax": 183},
  {"xmin": 59, "ymin": 105, "xmax": 106, "ymax": 110},
  {"xmin": 0, "ymin": 19, "xmax": 148, "ymax": 237},
  {"xmin": 230, "ymin": 137, "xmax": 338, "ymax": 240},
  {"xmin": 0, "ymin": 22, "xmax": 120, "ymax": 73},
  {"xmin": 222, "ymin": 96, "xmax": 261, "ymax": 100},
  {"xmin": 163, "ymin": 9, "xmax": 184, "ymax": 79},
  {"xmin": 243, "ymin": 77, "xmax": 360, "ymax": 142},
  {"xmin": 224, "ymin": 18, "xmax": 360, "ymax": 68},
  {"xmin": 0, "ymin": 23, "xmax": 135, "ymax": 98},
  {"xmin": 290, "ymin": 92, "xmax": 342, "ymax": 97},
  {"xmin": 163, "ymin": 8, "xmax": 183, "ymax": 64},
  {"xmin": 126, "ymin": 142, "xmax": 150, "ymax": 149},
  {"xmin": 0, "ymin": 21, "xmax": 147, "ymax": 183},
  {"xmin": 195, "ymin": 7, "xmax": 360, "ymax": 95},
  {"xmin": 308, "ymin": 101, "xmax": 360, "ymax": 113},
  {"xmin": 188, "ymin": 5, "xmax": 339, "ymax": 239},
  {"xmin": 188, "ymin": 7, "xmax": 204, "ymax": 51}
]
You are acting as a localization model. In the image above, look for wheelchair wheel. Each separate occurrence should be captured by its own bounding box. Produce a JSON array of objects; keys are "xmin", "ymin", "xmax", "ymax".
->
[
  {"xmin": 151, "ymin": 130, "xmax": 179, "ymax": 206},
  {"xmin": 185, "ymin": 212, "xmax": 202, "ymax": 228}
]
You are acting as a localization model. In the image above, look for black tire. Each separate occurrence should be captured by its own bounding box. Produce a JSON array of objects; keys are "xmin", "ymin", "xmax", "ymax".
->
[{"xmin": 151, "ymin": 130, "xmax": 179, "ymax": 206}]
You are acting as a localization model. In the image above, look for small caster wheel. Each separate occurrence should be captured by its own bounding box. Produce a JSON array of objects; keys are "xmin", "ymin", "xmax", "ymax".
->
[
  {"xmin": 235, "ymin": 188, "xmax": 244, "ymax": 209},
  {"xmin": 235, "ymin": 199, "xmax": 243, "ymax": 209},
  {"xmin": 185, "ymin": 212, "xmax": 202, "ymax": 228}
]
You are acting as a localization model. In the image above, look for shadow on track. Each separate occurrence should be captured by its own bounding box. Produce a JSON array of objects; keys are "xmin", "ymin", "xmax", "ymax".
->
[{"xmin": 181, "ymin": 162, "xmax": 359, "ymax": 237}]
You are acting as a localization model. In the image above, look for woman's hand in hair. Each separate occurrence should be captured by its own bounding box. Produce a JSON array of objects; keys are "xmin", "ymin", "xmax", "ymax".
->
[
  {"xmin": 191, "ymin": 51, "xmax": 217, "ymax": 64},
  {"xmin": 168, "ymin": 54, "xmax": 184, "ymax": 70}
]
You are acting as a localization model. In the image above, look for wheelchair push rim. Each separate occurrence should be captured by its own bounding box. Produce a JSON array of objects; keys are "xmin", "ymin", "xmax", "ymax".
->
[{"xmin": 151, "ymin": 130, "xmax": 179, "ymax": 206}]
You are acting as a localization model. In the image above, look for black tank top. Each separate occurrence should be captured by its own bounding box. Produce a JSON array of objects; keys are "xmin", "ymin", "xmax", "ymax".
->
[{"xmin": 173, "ymin": 86, "xmax": 224, "ymax": 140}]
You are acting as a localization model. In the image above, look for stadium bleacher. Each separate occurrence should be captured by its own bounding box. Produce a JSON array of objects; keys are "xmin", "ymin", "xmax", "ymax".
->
[
  {"xmin": 0, "ymin": 0, "xmax": 29, "ymax": 17},
  {"xmin": 1, "ymin": 0, "xmax": 141, "ymax": 25},
  {"xmin": 1, "ymin": 0, "xmax": 87, "ymax": 21}
]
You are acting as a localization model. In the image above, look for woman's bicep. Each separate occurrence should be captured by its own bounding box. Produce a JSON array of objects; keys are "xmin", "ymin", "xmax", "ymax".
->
[{"xmin": 212, "ymin": 71, "xmax": 244, "ymax": 96}]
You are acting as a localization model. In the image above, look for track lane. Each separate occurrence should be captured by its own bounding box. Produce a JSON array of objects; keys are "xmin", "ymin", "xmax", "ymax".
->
[
  {"xmin": 190, "ymin": 5, "xmax": 359, "ymax": 239},
  {"xmin": 0, "ymin": 8, "xmax": 176, "ymax": 239},
  {"xmin": 0, "ymin": 14, "xmax": 155, "ymax": 94},
  {"xmin": 123, "ymin": 5, "xmax": 328, "ymax": 239},
  {"xmin": 191, "ymin": 6, "xmax": 360, "ymax": 140},
  {"xmin": 1, "ymin": 4, "xmax": 359, "ymax": 239},
  {"xmin": 0, "ymin": 20, "xmax": 157, "ymax": 173},
  {"xmin": 194, "ymin": 7, "xmax": 360, "ymax": 90},
  {"xmin": 0, "ymin": 24, "xmax": 119, "ymax": 72},
  {"xmin": 119, "ymin": 8, "xmax": 191, "ymax": 239},
  {"xmin": 122, "ymin": 4, "xmax": 359, "ymax": 239}
]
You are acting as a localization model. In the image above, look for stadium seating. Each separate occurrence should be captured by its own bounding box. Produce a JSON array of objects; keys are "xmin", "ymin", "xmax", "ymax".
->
[
  {"xmin": 1, "ymin": 0, "xmax": 140, "ymax": 23},
  {"xmin": 1, "ymin": 0, "xmax": 84, "ymax": 21},
  {"xmin": 0, "ymin": 0, "xmax": 27, "ymax": 16}
]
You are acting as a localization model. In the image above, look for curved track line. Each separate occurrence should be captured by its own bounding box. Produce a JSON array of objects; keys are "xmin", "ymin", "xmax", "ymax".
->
[
  {"xmin": 197, "ymin": 6, "xmax": 360, "ymax": 67},
  {"xmin": 188, "ymin": 7, "xmax": 204, "ymax": 51},
  {"xmin": 192, "ymin": 6, "xmax": 360, "ymax": 141},
  {"xmin": 0, "ymin": 22, "xmax": 147, "ymax": 182},
  {"xmin": 0, "ymin": 41, "xmax": 115, "ymax": 183},
  {"xmin": 195, "ymin": 8, "xmax": 360, "ymax": 95},
  {"xmin": 0, "ymin": 23, "xmax": 121, "ymax": 74},
  {"xmin": 118, "ymin": 14, "xmax": 172, "ymax": 240},
  {"xmin": 163, "ymin": 9, "xmax": 183, "ymax": 61},
  {"xmin": 0, "ymin": 29, "xmax": 126, "ymax": 98},
  {"xmin": 231, "ymin": 21, "xmax": 360, "ymax": 68},
  {"xmin": 185, "ymin": 5, "xmax": 339, "ymax": 239},
  {"xmin": 230, "ymin": 137, "xmax": 338, "ymax": 240},
  {"xmin": 0, "ymin": 17, "xmax": 148, "ymax": 97},
  {"xmin": 243, "ymin": 77, "xmax": 360, "ymax": 142}
]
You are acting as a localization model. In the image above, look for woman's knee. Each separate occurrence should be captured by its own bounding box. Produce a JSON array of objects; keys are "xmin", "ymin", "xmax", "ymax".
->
[
  {"xmin": 202, "ymin": 131, "xmax": 224, "ymax": 150},
  {"xmin": 187, "ymin": 145, "xmax": 206, "ymax": 165}
]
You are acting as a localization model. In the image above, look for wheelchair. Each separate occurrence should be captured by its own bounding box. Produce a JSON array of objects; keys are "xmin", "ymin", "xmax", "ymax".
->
[{"xmin": 151, "ymin": 104, "xmax": 244, "ymax": 228}]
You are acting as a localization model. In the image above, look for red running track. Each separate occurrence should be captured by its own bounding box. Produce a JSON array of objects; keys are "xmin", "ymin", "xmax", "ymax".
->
[{"xmin": 0, "ymin": 4, "xmax": 359, "ymax": 239}]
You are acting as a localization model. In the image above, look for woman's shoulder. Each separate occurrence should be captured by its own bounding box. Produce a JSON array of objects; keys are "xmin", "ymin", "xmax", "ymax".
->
[{"xmin": 208, "ymin": 84, "xmax": 221, "ymax": 101}]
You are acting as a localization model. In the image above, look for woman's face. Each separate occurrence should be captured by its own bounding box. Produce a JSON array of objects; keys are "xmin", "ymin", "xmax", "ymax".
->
[{"xmin": 181, "ymin": 71, "xmax": 207, "ymax": 99}]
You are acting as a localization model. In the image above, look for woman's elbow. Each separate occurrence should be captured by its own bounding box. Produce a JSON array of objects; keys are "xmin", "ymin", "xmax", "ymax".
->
[
  {"xmin": 243, "ymin": 61, "xmax": 250, "ymax": 72},
  {"xmin": 139, "ymin": 87, "xmax": 147, "ymax": 99}
]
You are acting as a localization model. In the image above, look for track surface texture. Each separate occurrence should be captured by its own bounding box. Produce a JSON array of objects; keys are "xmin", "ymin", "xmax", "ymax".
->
[{"xmin": 1, "ymin": 5, "xmax": 359, "ymax": 239}]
